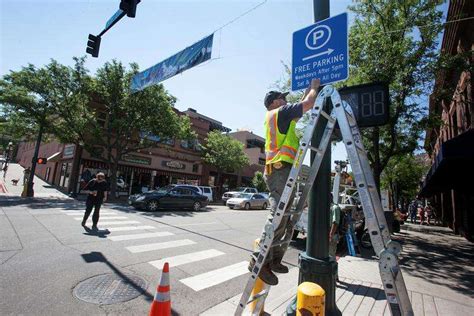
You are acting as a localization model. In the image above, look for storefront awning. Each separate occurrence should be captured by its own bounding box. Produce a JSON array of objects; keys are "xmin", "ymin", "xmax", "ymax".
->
[
  {"xmin": 47, "ymin": 152, "xmax": 62, "ymax": 162},
  {"xmin": 419, "ymin": 129, "xmax": 474, "ymax": 197}
]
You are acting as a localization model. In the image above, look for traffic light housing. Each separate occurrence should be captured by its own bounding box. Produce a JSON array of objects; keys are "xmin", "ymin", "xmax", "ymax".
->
[
  {"xmin": 120, "ymin": 0, "xmax": 140, "ymax": 18},
  {"xmin": 37, "ymin": 158, "xmax": 47, "ymax": 164},
  {"xmin": 86, "ymin": 34, "xmax": 101, "ymax": 58}
]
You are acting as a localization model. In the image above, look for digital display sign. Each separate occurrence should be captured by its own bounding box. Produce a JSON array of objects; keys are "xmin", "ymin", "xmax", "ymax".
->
[{"xmin": 339, "ymin": 82, "xmax": 390, "ymax": 127}]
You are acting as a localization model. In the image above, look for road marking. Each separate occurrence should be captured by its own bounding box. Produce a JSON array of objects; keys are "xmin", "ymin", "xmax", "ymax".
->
[
  {"xmin": 180, "ymin": 261, "xmax": 249, "ymax": 291},
  {"xmin": 108, "ymin": 232, "xmax": 174, "ymax": 241},
  {"xmin": 149, "ymin": 249, "xmax": 225, "ymax": 270},
  {"xmin": 170, "ymin": 221, "xmax": 220, "ymax": 227},
  {"xmin": 106, "ymin": 225, "xmax": 156, "ymax": 232},
  {"xmin": 63, "ymin": 212, "xmax": 117, "ymax": 216},
  {"xmin": 126, "ymin": 239, "xmax": 196, "ymax": 253},
  {"xmin": 74, "ymin": 216, "xmax": 129, "ymax": 220},
  {"xmin": 93, "ymin": 220, "xmax": 141, "ymax": 225}
]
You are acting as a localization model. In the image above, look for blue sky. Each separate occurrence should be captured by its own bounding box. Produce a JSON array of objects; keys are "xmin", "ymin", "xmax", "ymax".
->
[{"xmin": 0, "ymin": 0, "xmax": 447, "ymax": 163}]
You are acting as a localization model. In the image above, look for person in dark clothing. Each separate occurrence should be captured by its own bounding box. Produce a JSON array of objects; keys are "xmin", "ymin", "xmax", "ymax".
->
[{"xmin": 81, "ymin": 172, "xmax": 108, "ymax": 230}]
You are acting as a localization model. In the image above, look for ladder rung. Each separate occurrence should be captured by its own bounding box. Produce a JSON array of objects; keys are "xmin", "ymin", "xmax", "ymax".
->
[
  {"xmin": 271, "ymin": 239, "xmax": 292, "ymax": 248},
  {"xmin": 284, "ymin": 210, "xmax": 304, "ymax": 216},
  {"xmin": 309, "ymin": 145, "xmax": 323, "ymax": 153},
  {"xmin": 247, "ymin": 289, "xmax": 269, "ymax": 304},
  {"xmin": 320, "ymin": 111, "xmax": 336, "ymax": 123}
]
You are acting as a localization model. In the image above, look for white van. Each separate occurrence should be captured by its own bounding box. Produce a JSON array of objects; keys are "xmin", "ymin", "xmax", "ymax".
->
[{"xmin": 199, "ymin": 186, "xmax": 213, "ymax": 202}]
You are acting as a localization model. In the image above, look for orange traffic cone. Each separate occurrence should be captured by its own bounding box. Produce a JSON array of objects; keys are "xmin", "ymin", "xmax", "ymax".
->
[{"xmin": 149, "ymin": 262, "xmax": 171, "ymax": 316}]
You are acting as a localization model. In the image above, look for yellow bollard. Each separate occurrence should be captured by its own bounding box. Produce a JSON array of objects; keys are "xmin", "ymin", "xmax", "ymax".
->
[
  {"xmin": 249, "ymin": 238, "xmax": 267, "ymax": 315},
  {"xmin": 296, "ymin": 282, "xmax": 325, "ymax": 316}
]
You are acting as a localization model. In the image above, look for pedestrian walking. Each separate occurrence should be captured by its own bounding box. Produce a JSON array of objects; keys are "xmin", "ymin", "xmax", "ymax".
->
[
  {"xmin": 248, "ymin": 78, "xmax": 321, "ymax": 286},
  {"xmin": 425, "ymin": 203, "xmax": 432, "ymax": 225},
  {"xmin": 81, "ymin": 172, "xmax": 108, "ymax": 230},
  {"xmin": 329, "ymin": 200, "xmax": 342, "ymax": 259},
  {"xmin": 2, "ymin": 163, "xmax": 8, "ymax": 180},
  {"xmin": 419, "ymin": 206, "xmax": 426, "ymax": 225},
  {"xmin": 409, "ymin": 201, "xmax": 417, "ymax": 224}
]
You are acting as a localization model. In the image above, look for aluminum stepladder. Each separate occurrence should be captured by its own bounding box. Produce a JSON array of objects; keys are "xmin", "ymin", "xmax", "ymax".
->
[{"xmin": 235, "ymin": 85, "xmax": 413, "ymax": 316}]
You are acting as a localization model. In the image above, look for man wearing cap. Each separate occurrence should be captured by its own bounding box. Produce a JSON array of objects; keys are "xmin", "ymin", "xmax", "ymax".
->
[{"xmin": 248, "ymin": 78, "xmax": 320, "ymax": 285}]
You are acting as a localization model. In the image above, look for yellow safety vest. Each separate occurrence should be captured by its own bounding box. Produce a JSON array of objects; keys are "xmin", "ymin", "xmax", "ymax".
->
[{"xmin": 264, "ymin": 109, "xmax": 299, "ymax": 165}]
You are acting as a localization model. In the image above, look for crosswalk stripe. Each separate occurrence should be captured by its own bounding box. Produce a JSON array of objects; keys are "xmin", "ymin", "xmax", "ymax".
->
[
  {"xmin": 180, "ymin": 261, "xmax": 249, "ymax": 291},
  {"xmin": 149, "ymin": 249, "xmax": 225, "ymax": 270},
  {"xmin": 93, "ymin": 220, "xmax": 141, "ymax": 225},
  {"xmin": 64, "ymin": 212, "xmax": 117, "ymax": 216},
  {"xmin": 106, "ymin": 226, "xmax": 156, "ymax": 232},
  {"xmin": 74, "ymin": 216, "xmax": 129, "ymax": 220},
  {"xmin": 126, "ymin": 239, "xmax": 196, "ymax": 253},
  {"xmin": 108, "ymin": 232, "xmax": 174, "ymax": 241}
]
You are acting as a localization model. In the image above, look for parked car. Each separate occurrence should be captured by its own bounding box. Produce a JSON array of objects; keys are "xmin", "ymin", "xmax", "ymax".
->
[
  {"xmin": 222, "ymin": 187, "xmax": 258, "ymax": 205},
  {"xmin": 199, "ymin": 186, "xmax": 213, "ymax": 202},
  {"xmin": 226, "ymin": 193, "xmax": 268, "ymax": 210},
  {"xmin": 128, "ymin": 185, "xmax": 208, "ymax": 211}
]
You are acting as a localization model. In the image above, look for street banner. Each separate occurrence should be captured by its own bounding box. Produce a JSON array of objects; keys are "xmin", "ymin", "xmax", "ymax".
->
[{"xmin": 131, "ymin": 34, "xmax": 214, "ymax": 92}]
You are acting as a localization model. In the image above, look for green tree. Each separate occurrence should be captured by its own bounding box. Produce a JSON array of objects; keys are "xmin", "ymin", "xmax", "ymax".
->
[
  {"xmin": 347, "ymin": 0, "xmax": 444, "ymax": 189},
  {"xmin": 201, "ymin": 130, "xmax": 249, "ymax": 191},
  {"xmin": 381, "ymin": 154, "xmax": 430, "ymax": 210},
  {"xmin": 91, "ymin": 60, "xmax": 195, "ymax": 195},
  {"xmin": 252, "ymin": 171, "xmax": 268, "ymax": 192}
]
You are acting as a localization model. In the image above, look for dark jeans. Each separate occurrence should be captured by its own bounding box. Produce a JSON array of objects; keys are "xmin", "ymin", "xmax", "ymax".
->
[{"xmin": 82, "ymin": 196, "xmax": 103, "ymax": 226}]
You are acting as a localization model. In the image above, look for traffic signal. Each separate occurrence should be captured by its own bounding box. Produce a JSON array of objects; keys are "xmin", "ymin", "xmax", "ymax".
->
[
  {"xmin": 86, "ymin": 34, "xmax": 101, "ymax": 58},
  {"xmin": 120, "ymin": 0, "xmax": 141, "ymax": 18},
  {"xmin": 37, "ymin": 158, "xmax": 48, "ymax": 164}
]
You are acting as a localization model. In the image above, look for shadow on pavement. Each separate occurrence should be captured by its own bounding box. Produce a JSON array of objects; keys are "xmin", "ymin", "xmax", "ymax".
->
[
  {"xmin": 82, "ymin": 226, "xmax": 111, "ymax": 238},
  {"xmin": 395, "ymin": 231, "xmax": 474, "ymax": 296}
]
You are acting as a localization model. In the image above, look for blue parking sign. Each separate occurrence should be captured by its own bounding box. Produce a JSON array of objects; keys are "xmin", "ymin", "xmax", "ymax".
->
[{"xmin": 292, "ymin": 13, "xmax": 348, "ymax": 91}]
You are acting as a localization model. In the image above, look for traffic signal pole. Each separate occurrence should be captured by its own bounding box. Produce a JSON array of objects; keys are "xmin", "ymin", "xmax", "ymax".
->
[
  {"xmin": 26, "ymin": 123, "xmax": 44, "ymax": 197},
  {"xmin": 288, "ymin": 1, "xmax": 341, "ymax": 315}
]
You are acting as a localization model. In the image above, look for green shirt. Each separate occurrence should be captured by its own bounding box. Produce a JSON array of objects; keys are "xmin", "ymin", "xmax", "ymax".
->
[{"xmin": 330, "ymin": 204, "xmax": 341, "ymax": 230}]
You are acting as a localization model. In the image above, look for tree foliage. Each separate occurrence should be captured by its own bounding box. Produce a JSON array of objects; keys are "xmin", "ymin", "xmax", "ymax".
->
[
  {"xmin": 201, "ymin": 131, "xmax": 249, "ymax": 186},
  {"xmin": 252, "ymin": 171, "xmax": 268, "ymax": 192},
  {"xmin": 381, "ymin": 154, "xmax": 430, "ymax": 209},
  {"xmin": 347, "ymin": 0, "xmax": 444, "ymax": 188},
  {"xmin": 89, "ymin": 60, "xmax": 195, "ymax": 194}
]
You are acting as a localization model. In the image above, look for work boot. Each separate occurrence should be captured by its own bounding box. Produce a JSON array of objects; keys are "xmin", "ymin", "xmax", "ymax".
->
[
  {"xmin": 248, "ymin": 259, "xmax": 279, "ymax": 285},
  {"xmin": 92, "ymin": 225, "xmax": 98, "ymax": 231},
  {"xmin": 81, "ymin": 220, "xmax": 86, "ymax": 227},
  {"xmin": 271, "ymin": 259, "xmax": 289, "ymax": 274}
]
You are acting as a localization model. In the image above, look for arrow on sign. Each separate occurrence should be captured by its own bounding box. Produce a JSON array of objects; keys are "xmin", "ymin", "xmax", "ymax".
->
[{"xmin": 302, "ymin": 48, "xmax": 334, "ymax": 61}]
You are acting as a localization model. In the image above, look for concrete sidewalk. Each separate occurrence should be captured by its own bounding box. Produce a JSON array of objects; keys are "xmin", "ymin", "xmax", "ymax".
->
[
  {"xmin": 203, "ymin": 230, "xmax": 474, "ymax": 315},
  {"xmin": 0, "ymin": 163, "xmax": 70, "ymax": 199}
]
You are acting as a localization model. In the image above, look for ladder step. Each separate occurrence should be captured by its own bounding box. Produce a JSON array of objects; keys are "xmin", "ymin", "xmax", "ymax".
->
[
  {"xmin": 271, "ymin": 239, "xmax": 292, "ymax": 248},
  {"xmin": 284, "ymin": 210, "xmax": 304, "ymax": 216},
  {"xmin": 320, "ymin": 110, "xmax": 336, "ymax": 123},
  {"xmin": 309, "ymin": 145, "xmax": 323, "ymax": 153},
  {"xmin": 247, "ymin": 289, "xmax": 269, "ymax": 304}
]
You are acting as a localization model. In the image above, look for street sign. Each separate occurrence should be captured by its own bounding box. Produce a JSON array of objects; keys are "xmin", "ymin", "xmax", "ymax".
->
[
  {"xmin": 339, "ymin": 82, "xmax": 390, "ymax": 127},
  {"xmin": 292, "ymin": 13, "xmax": 348, "ymax": 91},
  {"xmin": 105, "ymin": 9, "xmax": 124, "ymax": 29}
]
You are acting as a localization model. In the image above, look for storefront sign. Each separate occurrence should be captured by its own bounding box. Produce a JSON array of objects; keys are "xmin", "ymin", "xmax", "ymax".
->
[
  {"xmin": 63, "ymin": 144, "xmax": 75, "ymax": 158},
  {"xmin": 122, "ymin": 154, "xmax": 151, "ymax": 166},
  {"xmin": 162, "ymin": 160, "xmax": 185, "ymax": 170}
]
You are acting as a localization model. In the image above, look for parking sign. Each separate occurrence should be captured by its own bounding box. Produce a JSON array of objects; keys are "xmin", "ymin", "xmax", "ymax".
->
[{"xmin": 292, "ymin": 13, "xmax": 348, "ymax": 91}]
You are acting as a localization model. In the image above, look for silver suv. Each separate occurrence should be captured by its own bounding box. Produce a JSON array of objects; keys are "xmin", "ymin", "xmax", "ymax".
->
[{"xmin": 222, "ymin": 187, "xmax": 258, "ymax": 205}]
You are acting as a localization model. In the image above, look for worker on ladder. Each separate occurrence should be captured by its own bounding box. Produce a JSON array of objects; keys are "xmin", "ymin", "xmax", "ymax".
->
[{"xmin": 248, "ymin": 78, "xmax": 321, "ymax": 285}]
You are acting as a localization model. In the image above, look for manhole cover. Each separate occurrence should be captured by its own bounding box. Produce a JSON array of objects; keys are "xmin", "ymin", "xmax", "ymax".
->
[{"xmin": 73, "ymin": 273, "xmax": 147, "ymax": 305}]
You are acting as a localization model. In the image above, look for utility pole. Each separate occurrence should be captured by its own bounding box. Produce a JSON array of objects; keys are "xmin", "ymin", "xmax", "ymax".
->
[
  {"xmin": 26, "ymin": 123, "xmax": 44, "ymax": 197},
  {"xmin": 288, "ymin": 1, "xmax": 341, "ymax": 315}
]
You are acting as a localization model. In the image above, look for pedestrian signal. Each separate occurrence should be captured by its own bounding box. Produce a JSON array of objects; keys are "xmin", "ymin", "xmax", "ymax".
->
[{"xmin": 37, "ymin": 158, "xmax": 47, "ymax": 164}]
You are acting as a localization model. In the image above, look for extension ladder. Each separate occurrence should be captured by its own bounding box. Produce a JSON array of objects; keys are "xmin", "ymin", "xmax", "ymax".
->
[{"xmin": 235, "ymin": 85, "xmax": 413, "ymax": 316}]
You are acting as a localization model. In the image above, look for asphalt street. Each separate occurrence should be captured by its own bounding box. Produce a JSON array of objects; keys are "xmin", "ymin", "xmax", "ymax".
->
[{"xmin": 0, "ymin": 196, "xmax": 302, "ymax": 315}]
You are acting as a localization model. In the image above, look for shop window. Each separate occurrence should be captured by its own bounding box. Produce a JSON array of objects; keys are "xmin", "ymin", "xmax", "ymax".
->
[{"xmin": 192, "ymin": 164, "xmax": 199, "ymax": 173}]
